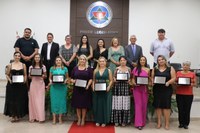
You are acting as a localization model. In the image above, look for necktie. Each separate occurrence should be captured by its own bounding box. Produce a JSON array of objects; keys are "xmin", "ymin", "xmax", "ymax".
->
[{"xmin": 132, "ymin": 45, "xmax": 136, "ymax": 56}]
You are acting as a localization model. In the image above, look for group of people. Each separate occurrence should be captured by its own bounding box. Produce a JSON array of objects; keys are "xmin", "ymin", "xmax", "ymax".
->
[{"xmin": 4, "ymin": 28, "xmax": 196, "ymax": 130}]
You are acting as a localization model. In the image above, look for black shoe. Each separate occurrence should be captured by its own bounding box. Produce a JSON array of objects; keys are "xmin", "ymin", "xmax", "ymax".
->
[
  {"xmin": 178, "ymin": 124, "xmax": 184, "ymax": 128},
  {"xmin": 183, "ymin": 125, "xmax": 188, "ymax": 129},
  {"xmin": 138, "ymin": 126, "xmax": 142, "ymax": 130}
]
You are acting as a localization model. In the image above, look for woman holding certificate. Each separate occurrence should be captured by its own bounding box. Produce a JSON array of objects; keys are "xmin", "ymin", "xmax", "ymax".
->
[
  {"xmin": 28, "ymin": 53, "xmax": 46, "ymax": 122},
  {"xmin": 176, "ymin": 61, "xmax": 196, "ymax": 129},
  {"xmin": 4, "ymin": 52, "xmax": 28, "ymax": 122},
  {"xmin": 111, "ymin": 56, "xmax": 131, "ymax": 127},
  {"xmin": 71, "ymin": 55, "xmax": 93, "ymax": 126},
  {"xmin": 151, "ymin": 55, "xmax": 176, "ymax": 130},
  {"xmin": 49, "ymin": 56, "xmax": 69, "ymax": 124},
  {"xmin": 132, "ymin": 56, "xmax": 150, "ymax": 130},
  {"xmin": 92, "ymin": 56, "xmax": 113, "ymax": 127}
]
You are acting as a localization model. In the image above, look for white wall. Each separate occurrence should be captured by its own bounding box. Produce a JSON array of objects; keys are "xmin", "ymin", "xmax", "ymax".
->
[
  {"xmin": 0, "ymin": 0, "xmax": 70, "ymax": 79},
  {"xmin": 0, "ymin": 0, "xmax": 200, "ymax": 79},
  {"xmin": 129, "ymin": 0, "xmax": 200, "ymax": 68}
]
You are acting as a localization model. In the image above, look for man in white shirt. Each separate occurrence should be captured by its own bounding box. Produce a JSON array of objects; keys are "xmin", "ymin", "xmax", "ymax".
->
[
  {"xmin": 41, "ymin": 33, "xmax": 59, "ymax": 86},
  {"xmin": 150, "ymin": 29, "xmax": 175, "ymax": 67}
]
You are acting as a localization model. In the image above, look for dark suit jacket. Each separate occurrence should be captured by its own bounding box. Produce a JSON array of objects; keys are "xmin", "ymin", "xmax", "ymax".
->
[
  {"xmin": 125, "ymin": 44, "xmax": 143, "ymax": 68},
  {"xmin": 41, "ymin": 42, "xmax": 59, "ymax": 67}
]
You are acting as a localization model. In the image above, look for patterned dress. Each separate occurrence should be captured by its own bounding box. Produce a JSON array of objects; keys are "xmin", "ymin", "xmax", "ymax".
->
[
  {"xmin": 111, "ymin": 69, "xmax": 131, "ymax": 125},
  {"xmin": 93, "ymin": 68, "xmax": 112, "ymax": 124},
  {"xmin": 50, "ymin": 67, "xmax": 68, "ymax": 114}
]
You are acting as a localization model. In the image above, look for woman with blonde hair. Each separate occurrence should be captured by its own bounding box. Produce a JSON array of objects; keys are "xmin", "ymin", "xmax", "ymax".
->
[
  {"xmin": 108, "ymin": 37, "xmax": 125, "ymax": 74},
  {"xmin": 151, "ymin": 55, "xmax": 176, "ymax": 130},
  {"xmin": 92, "ymin": 56, "xmax": 113, "ymax": 127},
  {"xmin": 71, "ymin": 54, "xmax": 93, "ymax": 126}
]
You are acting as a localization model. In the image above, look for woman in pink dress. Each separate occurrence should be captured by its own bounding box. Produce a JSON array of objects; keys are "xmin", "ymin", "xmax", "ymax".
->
[
  {"xmin": 29, "ymin": 53, "xmax": 46, "ymax": 122},
  {"xmin": 132, "ymin": 56, "xmax": 150, "ymax": 130}
]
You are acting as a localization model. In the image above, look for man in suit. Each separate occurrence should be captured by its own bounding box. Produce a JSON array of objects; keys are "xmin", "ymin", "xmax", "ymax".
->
[
  {"xmin": 125, "ymin": 35, "xmax": 143, "ymax": 70},
  {"xmin": 41, "ymin": 33, "xmax": 59, "ymax": 86}
]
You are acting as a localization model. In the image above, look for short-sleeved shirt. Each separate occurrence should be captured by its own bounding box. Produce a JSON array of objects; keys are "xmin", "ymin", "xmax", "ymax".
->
[
  {"xmin": 14, "ymin": 37, "xmax": 39, "ymax": 56},
  {"xmin": 176, "ymin": 71, "xmax": 196, "ymax": 95},
  {"xmin": 150, "ymin": 38, "xmax": 175, "ymax": 63}
]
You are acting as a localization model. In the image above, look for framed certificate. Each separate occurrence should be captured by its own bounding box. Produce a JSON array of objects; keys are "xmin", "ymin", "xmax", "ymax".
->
[
  {"xmin": 75, "ymin": 79, "xmax": 87, "ymax": 88},
  {"xmin": 30, "ymin": 68, "xmax": 42, "ymax": 76},
  {"xmin": 154, "ymin": 76, "xmax": 166, "ymax": 84},
  {"xmin": 136, "ymin": 76, "xmax": 148, "ymax": 85},
  {"xmin": 12, "ymin": 75, "xmax": 24, "ymax": 83},
  {"xmin": 52, "ymin": 75, "xmax": 64, "ymax": 83},
  {"xmin": 178, "ymin": 77, "xmax": 191, "ymax": 85},
  {"xmin": 95, "ymin": 83, "xmax": 107, "ymax": 91},
  {"xmin": 116, "ymin": 73, "xmax": 128, "ymax": 81}
]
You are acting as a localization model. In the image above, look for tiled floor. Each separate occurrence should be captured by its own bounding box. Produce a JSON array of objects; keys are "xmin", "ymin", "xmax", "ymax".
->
[
  {"xmin": 0, "ymin": 114, "xmax": 200, "ymax": 133},
  {"xmin": 0, "ymin": 80, "xmax": 200, "ymax": 133}
]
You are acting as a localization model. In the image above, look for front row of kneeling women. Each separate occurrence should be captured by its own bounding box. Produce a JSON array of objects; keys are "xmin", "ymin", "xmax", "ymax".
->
[{"xmin": 4, "ymin": 52, "xmax": 196, "ymax": 130}]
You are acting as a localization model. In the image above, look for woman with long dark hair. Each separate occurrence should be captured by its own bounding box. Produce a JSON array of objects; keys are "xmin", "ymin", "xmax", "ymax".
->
[
  {"xmin": 132, "ymin": 56, "xmax": 150, "ymax": 130},
  {"xmin": 93, "ymin": 39, "xmax": 108, "ymax": 69},
  {"xmin": 28, "ymin": 53, "xmax": 46, "ymax": 122},
  {"xmin": 77, "ymin": 35, "xmax": 93, "ymax": 65}
]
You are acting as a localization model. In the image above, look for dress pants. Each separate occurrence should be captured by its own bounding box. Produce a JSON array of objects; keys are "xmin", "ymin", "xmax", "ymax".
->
[{"xmin": 176, "ymin": 94, "xmax": 193, "ymax": 126}]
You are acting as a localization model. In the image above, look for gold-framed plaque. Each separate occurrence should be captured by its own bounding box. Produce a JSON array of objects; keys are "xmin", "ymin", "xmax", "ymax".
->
[
  {"xmin": 95, "ymin": 82, "xmax": 107, "ymax": 91},
  {"xmin": 178, "ymin": 77, "xmax": 191, "ymax": 86},
  {"xmin": 52, "ymin": 75, "xmax": 64, "ymax": 83},
  {"xmin": 154, "ymin": 76, "xmax": 166, "ymax": 84},
  {"xmin": 116, "ymin": 73, "xmax": 128, "ymax": 81},
  {"xmin": 75, "ymin": 79, "xmax": 87, "ymax": 88},
  {"xmin": 12, "ymin": 75, "xmax": 24, "ymax": 83},
  {"xmin": 136, "ymin": 76, "xmax": 148, "ymax": 85},
  {"xmin": 30, "ymin": 68, "xmax": 42, "ymax": 76}
]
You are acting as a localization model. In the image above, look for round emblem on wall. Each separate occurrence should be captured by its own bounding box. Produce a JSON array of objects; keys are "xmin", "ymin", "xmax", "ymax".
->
[{"xmin": 86, "ymin": 1, "xmax": 113, "ymax": 28}]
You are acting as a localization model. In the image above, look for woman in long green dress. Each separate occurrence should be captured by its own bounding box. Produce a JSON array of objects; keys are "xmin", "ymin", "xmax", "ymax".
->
[
  {"xmin": 108, "ymin": 37, "xmax": 125, "ymax": 74},
  {"xmin": 92, "ymin": 56, "xmax": 113, "ymax": 127},
  {"xmin": 49, "ymin": 56, "xmax": 69, "ymax": 124}
]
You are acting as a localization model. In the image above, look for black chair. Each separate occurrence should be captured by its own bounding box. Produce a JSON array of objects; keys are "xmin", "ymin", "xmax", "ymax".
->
[{"xmin": 170, "ymin": 63, "xmax": 182, "ymax": 71}]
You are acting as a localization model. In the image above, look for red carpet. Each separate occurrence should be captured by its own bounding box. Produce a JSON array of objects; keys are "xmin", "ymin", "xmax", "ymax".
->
[{"xmin": 68, "ymin": 122, "xmax": 115, "ymax": 133}]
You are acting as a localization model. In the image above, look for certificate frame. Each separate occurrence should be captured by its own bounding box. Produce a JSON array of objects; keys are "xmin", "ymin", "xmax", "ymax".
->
[
  {"xmin": 116, "ymin": 73, "xmax": 128, "ymax": 81},
  {"xmin": 154, "ymin": 76, "xmax": 166, "ymax": 84},
  {"xmin": 30, "ymin": 68, "xmax": 42, "ymax": 76},
  {"xmin": 136, "ymin": 76, "xmax": 149, "ymax": 85},
  {"xmin": 52, "ymin": 75, "xmax": 65, "ymax": 83},
  {"xmin": 12, "ymin": 75, "xmax": 24, "ymax": 83},
  {"xmin": 178, "ymin": 77, "xmax": 191, "ymax": 86},
  {"xmin": 75, "ymin": 79, "xmax": 87, "ymax": 88},
  {"xmin": 94, "ymin": 82, "xmax": 107, "ymax": 91}
]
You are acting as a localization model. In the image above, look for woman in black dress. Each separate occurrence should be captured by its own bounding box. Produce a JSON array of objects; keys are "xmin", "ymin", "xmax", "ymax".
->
[
  {"xmin": 4, "ymin": 52, "xmax": 28, "ymax": 122},
  {"xmin": 151, "ymin": 55, "xmax": 176, "ymax": 130},
  {"xmin": 77, "ymin": 35, "xmax": 93, "ymax": 65},
  {"xmin": 93, "ymin": 39, "xmax": 108, "ymax": 69}
]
